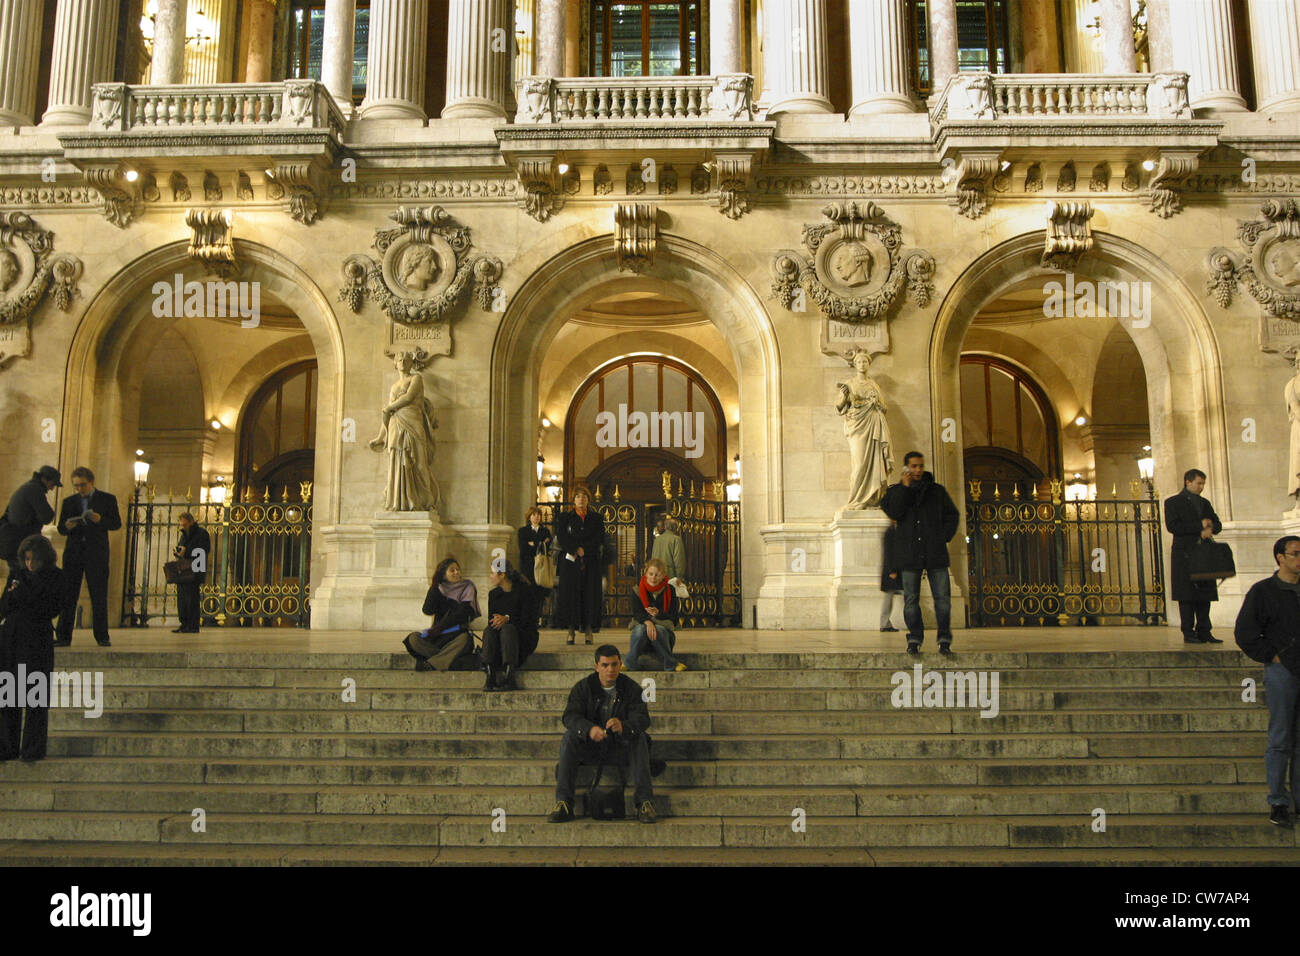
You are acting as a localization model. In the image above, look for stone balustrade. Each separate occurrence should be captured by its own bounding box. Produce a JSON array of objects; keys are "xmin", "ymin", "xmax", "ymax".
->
[
  {"xmin": 87, "ymin": 80, "xmax": 345, "ymax": 135},
  {"xmin": 932, "ymin": 72, "xmax": 1193, "ymax": 122},
  {"xmin": 514, "ymin": 73, "xmax": 756, "ymax": 124}
]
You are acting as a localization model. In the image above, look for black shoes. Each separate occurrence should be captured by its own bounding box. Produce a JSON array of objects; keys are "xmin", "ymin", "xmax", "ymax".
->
[
  {"xmin": 482, "ymin": 666, "xmax": 498, "ymax": 692},
  {"xmin": 52, "ymin": 639, "xmax": 71, "ymax": 648},
  {"xmin": 906, "ymin": 642, "xmax": 920, "ymax": 656},
  {"xmin": 95, "ymin": 638, "xmax": 111, "ymax": 647},
  {"xmin": 881, "ymin": 625, "xmax": 898, "ymax": 632},
  {"xmin": 650, "ymin": 758, "xmax": 667, "ymax": 778},
  {"xmin": 172, "ymin": 627, "xmax": 199, "ymax": 634},
  {"xmin": 1270, "ymin": 806, "xmax": 1294, "ymax": 828},
  {"xmin": 414, "ymin": 659, "xmax": 433, "ymax": 672},
  {"xmin": 1202, "ymin": 634, "xmax": 1224, "ymax": 644},
  {"xmin": 498, "ymin": 665, "xmax": 517, "ymax": 692},
  {"xmin": 939, "ymin": 644, "xmax": 952, "ymax": 656},
  {"xmin": 547, "ymin": 801, "xmax": 573, "ymax": 823},
  {"xmin": 566, "ymin": 631, "xmax": 575, "ymax": 645},
  {"xmin": 1184, "ymin": 634, "xmax": 1224, "ymax": 644}
]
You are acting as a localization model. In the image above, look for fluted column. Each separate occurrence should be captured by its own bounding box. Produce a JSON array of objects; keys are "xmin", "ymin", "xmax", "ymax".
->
[
  {"xmin": 0, "ymin": 0, "xmax": 44, "ymax": 126},
  {"xmin": 1170, "ymin": 0, "xmax": 1247, "ymax": 112},
  {"xmin": 1145, "ymin": 0, "xmax": 1174, "ymax": 72},
  {"xmin": 245, "ymin": 0, "xmax": 277, "ymax": 81},
  {"xmin": 928, "ymin": 0, "xmax": 957, "ymax": 96},
  {"xmin": 1100, "ymin": 0, "xmax": 1137, "ymax": 72},
  {"xmin": 764, "ymin": 0, "xmax": 832, "ymax": 115},
  {"xmin": 151, "ymin": 0, "xmax": 187, "ymax": 84},
  {"xmin": 320, "ymin": 0, "xmax": 357, "ymax": 107},
  {"xmin": 184, "ymin": 0, "xmax": 236, "ymax": 84},
  {"xmin": 40, "ymin": 0, "xmax": 118, "ymax": 126},
  {"xmin": 1019, "ymin": 0, "xmax": 1062, "ymax": 72},
  {"xmin": 1250, "ymin": 0, "xmax": 1300, "ymax": 113},
  {"xmin": 711, "ymin": 0, "xmax": 742, "ymax": 75},
  {"xmin": 359, "ymin": 0, "xmax": 428, "ymax": 119},
  {"xmin": 443, "ymin": 0, "xmax": 511, "ymax": 118},
  {"xmin": 535, "ymin": 0, "xmax": 564, "ymax": 76},
  {"xmin": 849, "ymin": 0, "xmax": 915, "ymax": 115}
]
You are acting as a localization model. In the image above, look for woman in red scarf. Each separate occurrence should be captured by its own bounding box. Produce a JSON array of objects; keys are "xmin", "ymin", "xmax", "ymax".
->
[
  {"xmin": 627, "ymin": 558, "xmax": 686, "ymax": 672},
  {"xmin": 555, "ymin": 487, "xmax": 606, "ymax": 645}
]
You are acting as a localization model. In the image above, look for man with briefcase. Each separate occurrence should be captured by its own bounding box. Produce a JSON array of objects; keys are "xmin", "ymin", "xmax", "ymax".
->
[{"xmin": 1164, "ymin": 468, "xmax": 1226, "ymax": 644}]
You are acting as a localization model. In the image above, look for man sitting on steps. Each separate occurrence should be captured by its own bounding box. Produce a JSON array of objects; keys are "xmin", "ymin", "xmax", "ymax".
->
[{"xmin": 548, "ymin": 645, "xmax": 663, "ymax": 824}]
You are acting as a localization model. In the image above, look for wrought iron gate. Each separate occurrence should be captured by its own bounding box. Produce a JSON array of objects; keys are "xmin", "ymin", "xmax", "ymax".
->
[
  {"xmin": 535, "ymin": 475, "xmax": 741, "ymax": 628},
  {"xmin": 122, "ymin": 483, "xmax": 313, "ymax": 628},
  {"xmin": 965, "ymin": 478, "xmax": 1165, "ymax": 627}
]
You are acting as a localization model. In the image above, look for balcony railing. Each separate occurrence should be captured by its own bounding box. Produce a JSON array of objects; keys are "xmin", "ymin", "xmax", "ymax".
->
[
  {"xmin": 514, "ymin": 73, "xmax": 756, "ymax": 124},
  {"xmin": 88, "ymin": 80, "xmax": 345, "ymax": 136},
  {"xmin": 931, "ymin": 71, "xmax": 1192, "ymax": 122}
]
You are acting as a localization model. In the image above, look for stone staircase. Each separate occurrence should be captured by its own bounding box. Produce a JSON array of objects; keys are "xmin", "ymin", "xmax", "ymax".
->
[{"xmin": 0, "ymin": 647, "xmax": 1297, "ymax": 865}]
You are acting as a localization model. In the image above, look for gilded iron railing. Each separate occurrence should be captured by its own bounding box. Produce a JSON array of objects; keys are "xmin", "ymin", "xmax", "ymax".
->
[
  {"xmin": 122, "ymin": 482, "xmax": 312, "ymax": 629},
  {"xmin": 965, "ymin": 478, "xmax": 1165, "ymax": 627}
]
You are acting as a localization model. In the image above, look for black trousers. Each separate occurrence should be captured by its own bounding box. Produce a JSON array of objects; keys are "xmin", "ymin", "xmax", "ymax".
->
[
  {"xmin": 57, "ymin": 552, "xmax": 110, "ymax": 644},
  {"xmin": 176, "ymin": 580, "xmax": 201, "ymax": 630},
  {"xmin": 554, "ymin": 730, "xmax": 653, "ymax": 806},
  {"xmin": 0, "ymin": 631, "xmax": 54, "ymax": 759},
  {"xmin": 1178, "ymin": 600, "xmax": 1213, "ymax": 638},
  {"xmin": 481, "ymin": 622, "xmax": 518, "ymax": 668}
]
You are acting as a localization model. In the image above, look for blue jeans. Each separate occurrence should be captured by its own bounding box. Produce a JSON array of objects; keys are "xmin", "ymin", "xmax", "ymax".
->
[
  {"xmin": 628, "ymin": 621, "xmax": 679, "ymax": 670},
  {"xmin": 1265, "ymin": 661, "xmax": 1300, "ymax": 809},
  {"xmin": 901, "ymin": 568, "xmax": 952, "ymax": 646}
]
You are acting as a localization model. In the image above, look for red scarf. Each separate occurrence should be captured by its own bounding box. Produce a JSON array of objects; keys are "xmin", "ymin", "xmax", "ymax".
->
[{"xmin": 638, "ymin": 574, "xmax": 671, "ymax": 612}]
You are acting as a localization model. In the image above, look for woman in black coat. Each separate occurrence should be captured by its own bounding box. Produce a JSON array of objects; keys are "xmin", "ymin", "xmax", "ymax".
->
[
  {"xmin": 480, "ymin": 561, "xmax": 539, "ymax": 692},
  {"xmin": 401, "ymin": 556, "xmax": 481, "ymax": 671},
  {"xmin": 517, "ymin": 507, "xmax": 552, "ymax": 585},
  {"xmin": 555, "ymin": 486, "xmax": 605, "ymax": 645},
  {"xmin": 0, "ymin": 535, "xmax": 64, "ymax": 762}
]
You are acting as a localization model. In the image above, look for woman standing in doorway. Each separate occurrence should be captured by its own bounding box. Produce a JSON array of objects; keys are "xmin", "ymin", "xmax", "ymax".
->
[
  {"xmin": 517, "ymin": 507, "xmax": 552, "ymax": 585},
  {"xmin": 555, "ymin": 487, "xmax": 605, "ymax": 645}
]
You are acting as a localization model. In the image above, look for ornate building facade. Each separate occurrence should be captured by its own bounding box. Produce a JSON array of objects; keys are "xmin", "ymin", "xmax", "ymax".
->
[{"xmin": 1, "ymin": 0, "xmax": 1298, "ymax": 632}]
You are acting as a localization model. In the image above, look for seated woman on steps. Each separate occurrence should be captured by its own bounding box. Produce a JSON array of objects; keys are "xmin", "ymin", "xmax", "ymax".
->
[
  {"xmin": 402, "ymin": 556, "xmax": 481, "ymax": 672},
  {"xmin": 626, "ymin": 558, "xmax": 687, "ymax": 672},
  {"xmin": 480, "ymin": 560, "xmax": 539, "ymax": 692}
]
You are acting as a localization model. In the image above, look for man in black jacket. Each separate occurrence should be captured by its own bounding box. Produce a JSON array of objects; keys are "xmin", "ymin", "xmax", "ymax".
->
[
  {"xmin": 1164, "ymin": 468, "xmax": 1224, "ymax": 643},
  {"xmin": 1234, "ymin": 535, "xmax": 1300, "ymax": 828},
  {"xmin": 548, "ymin": 645, "xmax": 658, "ymax": 824},
  {"xmin": 172, "ymin": 512, "xmax": 211, "ymax": 634},
  {"xmin": 880, "ymin": 451, "xmax": 961, "ymax": 655},
  {"xmin": 54, "ymin": 467, "xmax": 121, "ymax": 647},
  {"xmin": 0, "ymin": 466, "xmax": 60, "ymax": 580}
]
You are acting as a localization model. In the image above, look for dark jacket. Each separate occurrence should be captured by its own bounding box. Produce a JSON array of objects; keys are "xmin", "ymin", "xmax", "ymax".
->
[
  {"xmin": 487, "ymin": 583, "xmax": 539, "ymax": 662},
  {"xmin": 0, "ymin": 565, "xmax": 65, "ymax": 648},
  {"xmin": 880, "ymin": 524, "xmax": 902, "ymax": 592},
  {"xmin": 880, "ymin": 472, "xmax": 960, "ymax": 570},
  {"xmin": 631, "ymin": 583, "xmax": 678, "ymax": 626},
  {"xmin": 556, "ymin": 509, "xmax": 605, "ymax": 563},
  {"xmin": 422, "ymin": 584, "xmax": 479, "ymax": 628},
  {"xmin": 517, "ymin": 523, "xmax": 552, "ymax": 583},
  {"xmin": 175, "ymin": 524, "xmax": 213, "ymax": 585},
  {"xmin": 555, "ymin": 508, "xmax": 607, "ymax": 632},
  {"xmin": 1234, "ymin": 573, "xmax": 1300, "ymax": 677},
  {"xmin": 562, "ymin": 671, "xmax": 651, "ymax": 739},
  {"xmin": 0, "ymin": 478, "xmax": 55, "ymax": 560},
  {"xmin": 1164, "ymin": 489, "xmax": 1222, "ymax": 602},
  {"xmin": 57, "ymin": 489, "xmax": 122, "ymax": 566}
]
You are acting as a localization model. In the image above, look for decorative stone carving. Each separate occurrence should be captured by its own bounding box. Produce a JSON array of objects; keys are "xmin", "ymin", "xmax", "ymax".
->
[
  {"xmin": 834, "ymin": 348, "xmax": 893, "ymax": 510},
  {"xmin": 515, "ymin": 155, "xmax": 562, "ymax": 222},
  {"xmin": 141, "ymin": 173, "xmax": 160, "ymax": 202},
  {"xmin": 369, "ymin": 348, "xmax": 441, "ymax": 512},
  {"xmin": 1122, "ymin": 163, "xmax": 1141, "ymax": 192},
  {"xmin": 770, "ymin": 201, "xmax": 936, "ymax": 322},
  {"xmin": 0, "ymin": 212, "xmax": 83, "ymax": 366},
  {"xmin": 203, "ymin": 170, "xmax": 222, "ymax": 201},
  {"xmin": 708, "ymin": 73, "xmax": 756, "ymax": 120},
  {"xmin": 90, "ymin": 83, "xmax": 126, "ymax": 131},
  {"xmin": 1148, "ymin": 151, "xmax": 1200, "ymax": 218},
  {"xmin": 282, "ymin": 79, "xmax": 318, "ymax": 126},
  {"xmin": 1057, "ymin": 162, "xmax": 1076, "ymax": 192},
  {"xmin": 186, "ymin": 209, "xmax": 237, "ymax": 278},
  {"xmin": 625, "ymin": 164, "xmax": 646, "ymax": 196},
  {"xmin": 659, "ymin": 165, "xmax": 678, "ymax": 195},
  {"xmin": 1025, "ymin": 163, "xmax": 1043, "ymax": 192},
  {"xmin": 712, "ymin": 152, "xmax": 754, "ymax": 220},
  {"xmin": 1042, "ymin": 201, "xmax": 1095, "ymax": 270},
  {"xmin": 517, "ymin": 77, "xmax": 553, "ymax": 123},
  {"xmin": 946, "ymin": 73, "xmax": 994, "ymax": 120},
  {"xmin": 690, "ymin": 165, "xmax": 711, "ymax": 194},
  {"xmin": 1208, "ymin": 199, "xmax": 1300, "ymax": 320},
  {"xmin": 614, "ymin": 203, "xmax": 656, "ymax": 274},
  {"xmin": 594, "ymin": 165, "xmax": 612, "ymax": 195},
  {"xmin": 339, "ymin": 205, "xmax": 503, "ymax": 326},
  {"xmin": 1285, "ymin": 349, "xmax": 1300, "ymax": 498},
  {"xmin": 1090, "ymin": 162, "xmax": 1110, "ymax": 192},
  {"xmin": 235, "ymin": 170, "xmax": 254, "ymax": 201},
  {"xmin": 1148, "ymin": 73, "xmax": 1191, "ymax": 119},
  {"xmin": 83, "ymin": 164, "xmax": 141, "ymax": 228},
  {"xmin": 266, "ymin": 162, "xmax": 325, "ymax": 224},
  {"xmin": 170, "ymin": 172, "xmax": 190, "ymax": 202},
  {"xmin": 951, "ymin": 153, "xmax": 1001, "ymax": 220}
]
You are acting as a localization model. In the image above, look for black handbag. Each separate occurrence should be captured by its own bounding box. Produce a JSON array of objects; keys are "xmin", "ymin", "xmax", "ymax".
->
[
  {"xmin": 584, "ymin": 742, "xmax": 626, "ymax": 820},
  {"xmin": 1188, "ymin": 539, "xmax": 1236, "ymax": 581}
]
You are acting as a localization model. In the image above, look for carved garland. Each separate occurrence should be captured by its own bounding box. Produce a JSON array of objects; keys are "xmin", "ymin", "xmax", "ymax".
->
[
  {"xmin": 1207, "ymin": 199, "xmax": 1300, "ymax": 320},
  {"xmin": 0, "ymin": 212, "xmax": 83, "ymax": 326}
]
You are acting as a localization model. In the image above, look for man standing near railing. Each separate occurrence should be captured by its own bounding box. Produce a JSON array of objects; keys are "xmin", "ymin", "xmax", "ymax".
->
[
  {"xmin": 54, "ymin": 467, "xmax": 121, "ymax": 648},
  {"xmin": 1164, "ymin": 468, "xmax": 1224, "ymax": 644},
  {"xmin": 172, "ymin": 513, "xmax": 211, "ymax": 634}
]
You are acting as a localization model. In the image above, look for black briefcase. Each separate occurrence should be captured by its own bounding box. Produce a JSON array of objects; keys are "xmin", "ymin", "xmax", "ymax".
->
[{"xmin": 1188, "ymin": 540, "xmax": 1236, "ymax": 581}]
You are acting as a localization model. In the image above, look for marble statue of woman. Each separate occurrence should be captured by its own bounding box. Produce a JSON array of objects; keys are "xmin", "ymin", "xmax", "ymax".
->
[
  {"xmin": 369, "ymin": 348, "xmax": 440, "ymax": 511},
  {"xmin": 835, "ymin": 348, "xmax": 893, "ymax": 509},
  {"xmin": 1286, "ymin": 349, "xmax": 1300, "ymax": 500}
]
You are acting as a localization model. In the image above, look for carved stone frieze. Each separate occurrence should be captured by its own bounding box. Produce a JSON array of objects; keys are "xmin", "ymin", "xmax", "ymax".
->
[
  {"xmin": 338, "ymin": 205, "xmax": 502, "ymax": 326},
  {"xmin": 186, "ymin": 208, "xmax": 237, "ymax": 278},
  {"xmin": 0, "ymin": 211, "xmax": 83, "ymax": 366},
  {"xmin": 83, "ymin": 164, "xmax": 141, "ymax": 228},
  {"xmin": 1042, "ymin": 201, "xmax": 1095, "ymax": 270},
  {"xmin": 614, "ymin": 203, "xmax": 657, "ymax": 274},
  {"xmin": 770, "ymin": 201, "xmax": 936, "ymax": 323},
  {"xmin": 1208, "ymin": 199, "xmax": 1300, "ymax": 321}
]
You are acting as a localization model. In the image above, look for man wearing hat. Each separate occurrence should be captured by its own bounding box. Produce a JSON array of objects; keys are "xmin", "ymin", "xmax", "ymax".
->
[
  {"xmin": 0, "ymin": 467, "xmax": 60, "ymax": 581},
  {"xmin": 55, "ymin": 467, "xmax": 121, "ymax": 648}
]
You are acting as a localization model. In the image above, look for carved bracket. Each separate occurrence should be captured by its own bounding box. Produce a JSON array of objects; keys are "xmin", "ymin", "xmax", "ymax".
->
[
  {"xmin": 516, "ymin": 155, "xmax": 563, "ymax": 223},
  {"xmin": 84, "ymin": 163, "xmax": 141, "ymax": 228},
  {"xmin": 0, "ymin": 212, "xmax": 83, "ymax": 366},
  {"xmin": 614, "ymin": 203, "xmax": 657, "ymax": 273},
  {"xmin": 339, "ymin": 205, "xmax": 503, "ymax": 325},
  {"xmin": 948, "ymin": 151, "xmax": 1002, "ymax": 220},
  {"xmin": 186, "ymin": 209, "xmax": 237, "ymax": 278},
  {"xmin": 1207, "ymin": 199, "xmax": 1300, "ymax": 320},
  {"xmin": 266, "ymin": 162, "xmax": 325, "ymax": 225},
  {"xmin": 770, "ymin": 201, "xmax": 936, "ymax": 321},
  {"xmin": 1042, "ymin": 201, "xmax": 1095, "ymax": 270},
  {"xmin": 1148, "ymin": 150, "xmax": 1200, "ymax": 219},
  {"xmin": 712, "ymin": 151, "xmax": 754, "ymax": 220}
]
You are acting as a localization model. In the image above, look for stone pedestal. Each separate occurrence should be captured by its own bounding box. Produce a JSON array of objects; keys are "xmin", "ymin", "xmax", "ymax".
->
[
  {"xmin": 361, "ymin": 511, "xmax": 445, "ymax": 630},
  {"xmin": 828, "ymin": 509, "xmax": 891, "ymax": 628}
]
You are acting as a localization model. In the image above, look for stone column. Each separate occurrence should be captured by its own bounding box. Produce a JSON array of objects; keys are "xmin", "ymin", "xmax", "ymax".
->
[
  {"xmin": 151, "ymin": 0, "xmax": 187, "ymax": 84},
  {"xmin": 1145, "ymin": 0, "xmax": 1174, "ymax": 72},
  {"xmin": 764, "ymin": 0, "xmax": 832, "ymax": 115},
  {"xmin": 320, "ymin": 0, "xmax": 357, "ymax": 107},
  {"xmin": 563, "ymin": 0, "xmax": 580, "ymax": 76},
  {"xmin": 40, "ymin": 0, "xmax": 118, "ymax": 126},
  {"xmin": 928, "ymin": 0, "xmax": 957, "ymax": 96},
  {"xmin": 185, "ymin": 0, "xmax": 236, "ymax": 84},
  {"xmin": 0, "ymin": 0, "xmax": 45, "ymax": 126},
  {"xmin": 443, "ymin": 0, "xmax": 511, "ymax": 118},
  {"xmin": 1019, "ymin": 0, "xmax": 1062, "ymax": 72},
  {"xmin": 359, "ymin": 0, "xmax": 428, "ymax": 119},
  {"xmin": 244, "ymin": 0, "xmax": 277, "ymax": 82},
  {"xmin": 1250, "ymin": 0, "xmax": 1300, "ymax": 113},
  {"xmin": 1169, "ymin": 0, "xmax": 1246, "ymax": 112},
  {"xmin": 848, "ymin": 0, "xmax": 915, "ymax": 115},
  {"xmin": 1100, "ymin": 0, "xmax": 1137, "ymax": 72},
  {"xmin": 535, "ymin": 0, "xmax": 564, "ymax": 76},
  {"xmin": 711, "ymin": 0, "xmax": 742, "ymax": 75}
]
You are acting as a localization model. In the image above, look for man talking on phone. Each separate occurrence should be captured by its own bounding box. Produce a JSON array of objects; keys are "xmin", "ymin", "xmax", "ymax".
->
[
  {"xmin": 881, "ymin": 451, "xmax": 960, "ymax": 656},
  {"xmin": 55, "ymin": 467, "xmax": 121, "ymax": 647}
]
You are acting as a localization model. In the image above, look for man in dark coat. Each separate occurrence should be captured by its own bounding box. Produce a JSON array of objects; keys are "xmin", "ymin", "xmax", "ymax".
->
[
  {"xmin": 0, "ymin": 466, "xmax": 60, "ymax": 580},
  {"xmin": 1164, "ymin": 468, "xmax": 1223, "ymax": 643},
  {"xmin": 172, "ymin": 512, "xmax": 211, "ymax": 634},
  {"xmin": 555, "ymin": 487, "xmax": 606, "ymax": 644},
  {"xmin": 880, "ymin": 451, "xmax": 961, "ymax": 655},
  {"xmin": 0, "ymin": 535, "xmax": 65, "ymax": 762},
  {"xmin": 55, "ymin": 467, "xmax": 121, "ymax": 647},
  {"xmin": 1234, "ymin": 536, "xmax": 1300, "ymax": 827},
  {"xmin": 548, "ymin": 645, "xmax": 659, "ymax": 824}
]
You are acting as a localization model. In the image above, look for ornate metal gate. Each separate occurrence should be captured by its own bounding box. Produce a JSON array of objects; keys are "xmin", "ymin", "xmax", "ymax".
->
[
  {"xmin": 121, "ymin": 483, "xmax": 313, "ymax": 628},
  {"xmin": 965, "ymin": 479, "xmax": 1165, "ymax": 627}
]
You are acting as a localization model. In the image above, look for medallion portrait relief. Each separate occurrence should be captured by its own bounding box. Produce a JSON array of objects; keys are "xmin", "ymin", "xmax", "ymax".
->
[
  {"xmin": 1266, "ymin": 241, "xmax": 1300, "ymax": 289},
  {"xmin": 379, "ymin": 233, "xmax": 456, "ymax": 303}
]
